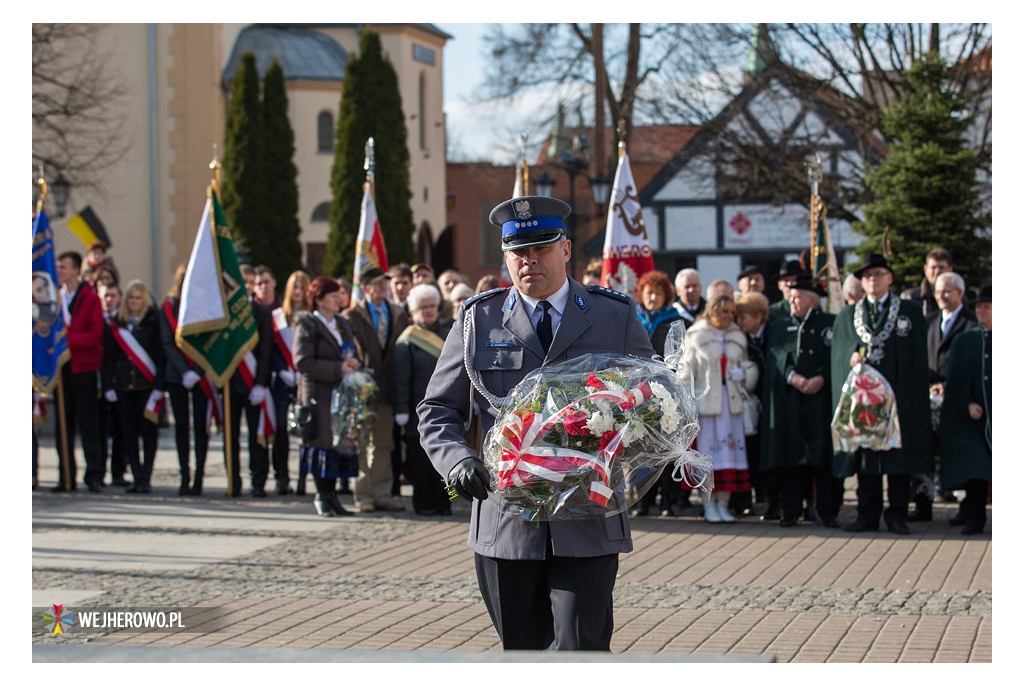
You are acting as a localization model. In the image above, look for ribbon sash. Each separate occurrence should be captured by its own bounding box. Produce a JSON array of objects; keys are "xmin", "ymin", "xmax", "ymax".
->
[
  {"xmin": 238, "ymin": 351, "xmax": 276, "ymax": 447},
  {"xmin": 108, "ymin": 322, "xmax": 166, "ymax": 424},
  {"xmin": 162, "ymin": 300, "xmax": 223, "ymax": 431},
  {"xmin": 271, "ymin": 307, "xmax": 297, "ymax": 371},
  {"xmin": 396, "ymin": 324, "xmax": 445, "ymax": 359}
]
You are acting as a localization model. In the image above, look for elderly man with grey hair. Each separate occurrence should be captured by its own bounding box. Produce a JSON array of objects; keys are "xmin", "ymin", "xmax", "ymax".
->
[
  {"xmin": 842, "ymin": 273, "xmax": 865, "ymax": 305},
  {"xmin": 910, "ymin": 270, "xmax": 979, "ymax": 522},
  {"xmin": 672, "ymin": 267, "xmax": 704, "ymax": 327}
]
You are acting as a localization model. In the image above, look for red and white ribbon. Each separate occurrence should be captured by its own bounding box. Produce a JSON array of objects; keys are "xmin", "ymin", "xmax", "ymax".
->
[
  {"xmin": 271, "ymin": 307, "xmax": 297, "ymax": 371},
  {"xmin": 238, "ymin": 351, "xmax": 276, "ymax": 447},
  {"xmin": 108, "ymin": 322, "xmax": 166, "ymax": 425}
]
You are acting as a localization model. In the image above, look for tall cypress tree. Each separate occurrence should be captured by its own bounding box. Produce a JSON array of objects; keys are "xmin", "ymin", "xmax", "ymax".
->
[
  {"xmin": 855, "ymin": 52, "xmax": 991, "ymax": 292},
  {"xmin": 221, "ymin": 51, "xmax": 265, "ymax": 263},
  {"xmin": 260, "ymin": 58, "xmax": 304, "ymax": 285},
  {"xmin": 324, "ymin": 30, "xmax": 415, "ymax": 278}
]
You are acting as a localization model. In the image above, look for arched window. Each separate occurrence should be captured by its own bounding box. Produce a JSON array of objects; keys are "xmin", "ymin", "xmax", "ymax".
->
[
  {"xmin": 317, "ymin": 111, "xmax": 334, "ymax": 153},
  {"xmin": 310, "ymin": 202, "xmax": 330, "ymax": 223}
]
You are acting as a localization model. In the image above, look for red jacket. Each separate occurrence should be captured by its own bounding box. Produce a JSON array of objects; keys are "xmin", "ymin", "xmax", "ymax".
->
[{"xmin": 65, "ymin": 281, "xmax": 104, "ymax": 373}]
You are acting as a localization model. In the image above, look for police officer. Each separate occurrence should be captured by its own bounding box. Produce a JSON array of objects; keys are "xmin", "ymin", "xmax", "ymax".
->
[{"xmin": 417, "ymin": 196, "xmax": 658, "ymax": 651}]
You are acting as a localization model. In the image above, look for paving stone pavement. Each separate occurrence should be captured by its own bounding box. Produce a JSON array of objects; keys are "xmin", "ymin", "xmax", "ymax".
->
[{"xmin": 31, "ymin": 433, "xmax": 992, "ymax": 663}]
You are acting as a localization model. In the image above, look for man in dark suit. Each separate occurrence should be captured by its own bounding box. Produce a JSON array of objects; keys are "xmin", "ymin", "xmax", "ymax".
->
[
  {"xmin": 671, "ymin": 267, "xmax": 705, "ymax": 328},
  {"xmin": 344, "ymin": 266, "xmax": 409, "ymax": 513},
  {"xmin": 900, "ymin": 247, "xmax": 952, "ymax": 317},
  {"xmin": 910, "ymin": 271, "xmax": 978, "ymax": 521},
  {"xmin": 417, "ymin": 196, "xmax": 658, "ymax": 651},
  {"xmin": 225, "ymin": 300, "xmax": 274, "ymax": 497},
  {"xmin": 830, "ymin": 254, "xmax": 931, "ymax": 535}
]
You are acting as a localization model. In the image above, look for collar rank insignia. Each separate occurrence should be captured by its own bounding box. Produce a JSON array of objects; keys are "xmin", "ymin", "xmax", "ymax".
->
[
  {"xmin": 505, "ymin": 292, "xmax": 516, "ymax": 311},
  {"xmin": 513, "ymin": 200, "xmax": 532, "ymax": 219},
  {"xmin": 575, "ymin": 294, "xmax": 587, "ymax": 309}
]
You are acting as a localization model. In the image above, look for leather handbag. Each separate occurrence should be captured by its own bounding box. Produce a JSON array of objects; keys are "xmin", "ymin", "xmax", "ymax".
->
[{"xmin": 287, "ymin": 398, "xmax": 316, "ymax": 441}]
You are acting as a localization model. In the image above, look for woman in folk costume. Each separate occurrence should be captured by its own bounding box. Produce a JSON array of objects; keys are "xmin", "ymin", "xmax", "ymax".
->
[
  {"xmin": 392, "ymin": 284, "xmax": 454, "ymax": 516},
  {"xmin": 281, "ymin": 270, "xmax": 313, "ymax": 495},
  {"xmin": 679, "ymin": 293, "xmax": 759, "ymax": 523},
  {"xmin": 102, "ymin": 279, "xmax": 165, "ymax": 494},
  {"xmin": 292, "ymin": 277, "xmax": 365, "ymax": 517}
]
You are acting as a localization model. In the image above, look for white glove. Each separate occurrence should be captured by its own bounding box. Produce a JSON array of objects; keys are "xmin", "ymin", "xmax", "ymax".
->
[
  {"xmin": 148, "ymin": 389, "xmax": 165, "ymax": 406},
  {"xmin": 394, "ymin": 413, "xmax": 409, "ymax": 427},
  {"xmin": 279, "ymin": 369, "xmax": 297, "ymax": 387},
  {"xmin": 727, "ymin": 366, "xmax": 746, "ymax": 382},
  {"xmin": 181, "ymin": 370, "xmax": 201, "ymax": 390},
  {"xmin": 104, "ymin": 389, "xmax": 117, "ymax": 403},
  {"xmin": 248, "ymin": 384, "xmax": 267, "ymax": 406}
]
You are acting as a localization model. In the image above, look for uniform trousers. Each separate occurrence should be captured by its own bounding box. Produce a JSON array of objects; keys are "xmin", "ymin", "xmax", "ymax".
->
[
  {"xmin": 354, "ymin": 402, "xmax": 396, "ymax": 506},
  {"xmin": 854, "ymin": 470, "xmax": 910, "ymax": 522},
  {"xmin": 54, "ymin": 367, "xmax": 104, "ymax": 489},
  {"xmin": 118, "ymin": 389, "xmax": 158, "ymax": 487},
  {"xmin": 225, "ymin": 391, "xmax": 269, "ymax": 494},
  {"xmin": 271, "ymin": 398, "xmax": 290, "ymax": 488},
  {"xmin": 404, "ymin": 423, "xmax": 450, "ymax": 514},
  {"xmin": 167, "ymin": 383, "xmax": 209, "ymax": 484},
  {"xmin": 961, "ymin": 479, "xmax": 989, "ymax": 527},
  {"xmin": 474, "ymin": 546, "xmax": 619, "ymax": 651},
  {"xmin": 778, "ymin": 465, "xmax": 845, "ymax": 521},
  {"xmin": 98, "ymin": 395, "xmax": 125, "ymax": 482}
]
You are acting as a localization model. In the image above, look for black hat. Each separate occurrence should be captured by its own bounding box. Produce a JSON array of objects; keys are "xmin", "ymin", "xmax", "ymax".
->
[
  {"xmin": 774, "ymin": 260, "xmax": 804, "ymax": 281},
  {"xmin": 488, "ymin": 196, "xmax": 570, "ymax": 251},
  {"xmin": 976, "ymin": 283, "xmax": 992, "ymax": 303},
  {"xmin": 788, "ymin": 272, "xmax": 826, "ymax": 297},
  {"xmin": 852, "ymin": 253, "xmax": 893, "ymax": 280},
  {"xmin": 359, "ymin": 266, "xmax": 390, "ymax": 283},
  {"xmin": 737, "ymin": 265, "xmax": 764, "ymax": 280}
]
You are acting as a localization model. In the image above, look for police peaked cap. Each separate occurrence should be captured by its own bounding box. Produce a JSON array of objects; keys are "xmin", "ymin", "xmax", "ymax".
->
[{"xmin": 489, "ymin": 196, "xmax": 571, "ymax": 251}]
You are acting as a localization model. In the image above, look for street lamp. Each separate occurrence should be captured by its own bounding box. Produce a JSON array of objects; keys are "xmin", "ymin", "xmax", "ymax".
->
[
  {"xmin": 50, "ymin": 172, "xmax": 71, "ymax": 219},
  {"xmin": 534, "ymin": 172, "xmax": 555, "ymax": 198},
  {"xmin": 589, "ymin": 172, "xmax": 611, "ymax": 214}
]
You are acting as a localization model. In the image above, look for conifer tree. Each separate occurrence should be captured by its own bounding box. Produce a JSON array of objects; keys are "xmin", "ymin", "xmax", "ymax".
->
[
  {"xmin": 854, "ymin": 52, "xmax": 991, "ymax": 292},
  {"xmin": 260, "ymin": 58, "xmax": 304, "ymax": 285},
  {"xmin": 220, "ymin": 51, "xmax": 265, "ymax": 263},
  {"xmin": 324, "ymin": 30, "xmax": 415, "ymax": 278}
]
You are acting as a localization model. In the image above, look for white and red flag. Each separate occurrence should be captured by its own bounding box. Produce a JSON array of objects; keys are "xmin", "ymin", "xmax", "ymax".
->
[
  {"xmin": 351, "ymin": 138, "xmax": 388, "ymax": 304},
  {"xmin": 600, "ymin": 143, "xmax": 654, "ymax": 296}
]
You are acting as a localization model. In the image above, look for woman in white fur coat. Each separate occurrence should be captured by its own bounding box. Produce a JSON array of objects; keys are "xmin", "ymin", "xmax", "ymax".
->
[{"xmin": 680, "ymin": 294, "xmax": 759, "ymax": 523}]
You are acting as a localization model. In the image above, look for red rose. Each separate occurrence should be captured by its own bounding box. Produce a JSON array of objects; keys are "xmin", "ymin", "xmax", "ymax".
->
[
  {"xmin": 587, "ymin": 375, "xmax": 607, "ymax": 391},
  {"xmin": 857, "ymin": 410, "xmax": 877, "ymax": 427},
  {"xmin": 564, "ymin": 410, "xmax": 591, "ymax": 436},
  {"xmin": 599, "ymin": 430, "xmax": 619, "ymax": 450}
]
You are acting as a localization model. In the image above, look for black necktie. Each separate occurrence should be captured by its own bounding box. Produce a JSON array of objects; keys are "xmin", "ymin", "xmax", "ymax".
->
[{"xmin": 536, "ymin": 301, "xmax": 553, "ymax": 353}]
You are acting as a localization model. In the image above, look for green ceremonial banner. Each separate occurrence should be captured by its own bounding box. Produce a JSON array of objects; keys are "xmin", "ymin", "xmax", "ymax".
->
[{"xmin": 175, "ymin": 186, "xmax": 257, "ymax": 387}]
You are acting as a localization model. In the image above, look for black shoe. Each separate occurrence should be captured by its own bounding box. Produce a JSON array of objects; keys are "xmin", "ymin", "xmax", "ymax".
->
[
  {"xmin": 821, "ymin": 516, "xmax": 839, "ymax": 529},
  {"xmin": 178, "ymin": 484, "xmax": 192, "ymax": 496},
  {"xmin": 961, "ymin": 522, "xmax": 985, "ymax": 536},
  {"xmin": 883, "ymin": 510, "xmax": 910, "ymax": 535},
  {"xmin": 252, "ymin": 487, "xmax": 268, "ymax": 498},
  {"xmin": 87, "ymin": 483, "xmax": 102, "ymax": 493},
  {"xmin": 329, "ymin": 494, "xmax": 354, "ymax": 517},
  {"xmin": 760, "ymin": 506, "xmax": 780, "ymax": 521},
  {"xmin": 313, "ymin": 495, "xmax": 335, "ymax": 517},
  {"xmin": 138, "ymin": 483, "xmax": 152, "ymax": 494},
  {"xmin": 111, "ymin": 478, "xmax": 130, "ymax": 487},
  {"xmin": 295, "ymin": 480, "xmax": 307, "ymax": 496},
  {"xmin": 226, "ymin": 488, "xmax": 241, "ymax": 498},
  {"xmin": 780, "ymin": 516, "xmax": 798, "ymax": 528},
  {"xmin": 908, "ymin": 499, "xmax": 933, "ymax": 522},
  {"xmin": 844, "ymin": 518, "xmax": 879, "ymax": 533},
  {"xmin": 126, "ymin": 483, "xmax": 142, "ymax": 493},
  {"xmin": 276, "ymin": 483, "xmax": 293, "ymax": 495},
  {"xmin": 192, "ymin": 476, "xmax": 203, "ymax": 496},
  {"xmin": 948, "ymin": 514, "xmax": 965, "ymax": 526},
  {"xmin": 803, "ymin": 507, "xmax": 817, "ymax": 522}
]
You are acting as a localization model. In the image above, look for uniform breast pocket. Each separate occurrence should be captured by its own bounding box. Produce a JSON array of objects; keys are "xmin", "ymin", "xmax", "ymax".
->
[{"xmin": 472, "ymin": 349, "xmax": 523, "ymax": 372}]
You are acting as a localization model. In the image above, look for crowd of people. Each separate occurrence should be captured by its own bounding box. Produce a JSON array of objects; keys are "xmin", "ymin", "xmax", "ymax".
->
[{"xmin": 34, "ymin": 242, "xmax": 992, "ymax": 536}]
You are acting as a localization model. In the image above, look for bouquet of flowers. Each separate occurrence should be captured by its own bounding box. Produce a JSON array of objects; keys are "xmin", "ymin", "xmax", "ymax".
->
[
  {"xmin": 482, "ymin": 353, "xmax": 713, "ymax": 524},
  {"xmin": 830, "ymin": 363, "xmax": 902, "ymax": 452},
  {"xmin": 331, "ymin": 369, "xmax": 378, "ymax": 455}
]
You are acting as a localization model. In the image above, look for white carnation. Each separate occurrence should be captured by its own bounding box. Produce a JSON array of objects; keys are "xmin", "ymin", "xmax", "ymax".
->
[{"xmin": 586, "ymin": 411, "xmax": 615, "ymax": 435}]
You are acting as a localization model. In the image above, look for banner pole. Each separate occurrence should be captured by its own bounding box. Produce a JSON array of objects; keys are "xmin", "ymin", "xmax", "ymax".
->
[{"xmin": 55, "ymin": 373, "xmax": 72, "ymax": 491}]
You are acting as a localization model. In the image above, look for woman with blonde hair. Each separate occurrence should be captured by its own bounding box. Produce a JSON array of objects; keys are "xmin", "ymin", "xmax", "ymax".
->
[
  {"xmin": 103, "ymin": 279, "xmax": 164, "ymax": 494},
  {"xmin": 282, "ymin": 270, "xmax": 312, "ymax": 324},
  {"xmin": 679, "ymin": 294, "xmax": 759, "ymax": 523}
]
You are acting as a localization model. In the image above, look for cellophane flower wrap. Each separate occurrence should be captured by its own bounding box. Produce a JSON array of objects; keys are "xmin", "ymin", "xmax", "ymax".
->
[
  {"xmin": 830, "ymin": 363, "xmax": 902, "ymax": 452},
  {"xmin": 331, "ymin": 369, "xmax": 378, "ymax": 455},
  {"xmin": 482, "ymin": 352, "xmax": 713, "ymax": 524}
]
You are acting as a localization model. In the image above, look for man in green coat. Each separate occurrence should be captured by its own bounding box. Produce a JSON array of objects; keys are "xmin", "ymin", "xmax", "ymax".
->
[
  {"xmin": 939, "ymin": 285, "xmax": 991, "ymax": 535},
  {"xmin": 763, "ymin": 274, "xmax": 842, "ymax": 528},
  {"xmin": 830, "ymin": 254, "xmax": 931, "ymax": 534},
  {"xmin": 767, "ymin": 260, "xmax": 803, "ymax": 321}
]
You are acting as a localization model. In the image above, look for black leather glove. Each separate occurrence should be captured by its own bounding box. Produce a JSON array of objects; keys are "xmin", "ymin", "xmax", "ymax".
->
[{"xmin": 447, "ymin": 457, "xmax": 491, "ymax": 501}]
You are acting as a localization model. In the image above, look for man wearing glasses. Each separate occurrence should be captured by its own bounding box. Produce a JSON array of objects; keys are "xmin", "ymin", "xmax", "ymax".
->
[{"xmin": 829, "ymin": 254, "xmax": 931, "ymax": 535}]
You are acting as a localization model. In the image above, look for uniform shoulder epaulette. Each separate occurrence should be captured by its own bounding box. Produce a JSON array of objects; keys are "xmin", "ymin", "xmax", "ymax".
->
[
  {"xmin": 585, "ymin": 284, "xmax": 631, "ymax": 304},
  {"xmin": 462, "ymin": 286, "xmax": 509, "ymax": 309}
]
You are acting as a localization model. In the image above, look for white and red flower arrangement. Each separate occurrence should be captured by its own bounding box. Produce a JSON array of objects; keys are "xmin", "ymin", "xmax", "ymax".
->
[
  {"xmin": 831, "ymin": 363, "xmax": 902, "ymax": 452},
  {"xmin": 482, "ymin": 353, "xmax": 713, "ymax": 524}
]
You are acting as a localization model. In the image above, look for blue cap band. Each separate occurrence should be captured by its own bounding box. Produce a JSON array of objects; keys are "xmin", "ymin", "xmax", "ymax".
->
[{"xmin": 501, "ymin": 215, "xmax": 565, "ymax": 239}]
